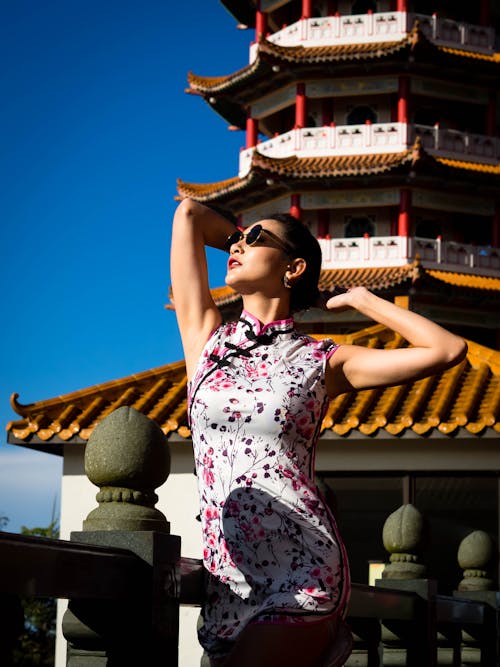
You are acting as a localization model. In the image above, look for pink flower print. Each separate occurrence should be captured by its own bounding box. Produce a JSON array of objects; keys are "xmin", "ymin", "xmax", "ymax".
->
[
  {"xmin": 282, "ymin": 468, "xmax": 294, "ymax": 479},
  {"xmin": 203, "ymin": 467, "xmax": 215, "ymax": 486},
  {"xmin": 310, "ymin": 567, "xmax": 321, "ymax": 578},
  {"xmin": 257, "ymin": 362, "xmax": 269, "ymax": 377},
  {"xmin": 304, "ymin": 497, "xmax": 321, "ymax": 514},
  {"xmin": 305, "ymin": 399, "xmax": 316, "ymax": 411},
  {"xmin": 204, "ymin": 506, "xmax": 219, "ymax": 521}
]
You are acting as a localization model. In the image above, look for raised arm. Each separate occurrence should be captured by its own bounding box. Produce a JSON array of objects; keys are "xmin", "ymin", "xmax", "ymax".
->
[
  {"xmin": 325, "ymin": 287, "xmax": 467, "ymax": 397},
  {"xmin": 170, "ymin": 198, "xmax": 236, "ymax": 380}
]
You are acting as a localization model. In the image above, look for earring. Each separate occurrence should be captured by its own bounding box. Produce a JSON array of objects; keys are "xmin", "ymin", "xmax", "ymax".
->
[{"xmin": 283, "ymin": 273, "xmax": 292, "ymax": 289}]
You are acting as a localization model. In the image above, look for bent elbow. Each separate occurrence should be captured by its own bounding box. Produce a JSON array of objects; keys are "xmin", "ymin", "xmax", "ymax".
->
[{"xmin": 446, "ymin": 337, "xmax": 468, "ymax": 368}]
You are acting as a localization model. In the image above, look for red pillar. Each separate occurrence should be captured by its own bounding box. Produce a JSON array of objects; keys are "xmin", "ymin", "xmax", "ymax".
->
[
  {"xmin": 317, "ymin": 209, "xmax": 330, "ymax": 238},
  {"xmin": 302, "ymin": 0, "xmax": 312, "ymax": 19},
  {"xmin": 398, "ymin": 76, "xmax": 409, "ymax": 124},
  {"xmin": 486, "ymin": 92, "xmax": 496, "ymax": 135},
  {"xmin": 398, "ymin": 189, "xmax": 411, "ymax": 236},
  {"xmin": 255, "ymin": 1, "xmax": 267, "ymax": 41},
  {"xmin": 492, "ymin": 204, "xmax": 500, "ymax": 248},
  {"xmin": 290, "ymin": 194, "xmax": 302, "ymax": 219},
  {"xmin": 295, "ymin": 83, "xmax": 307, "ymax": 129},
  {"xmin": 246, "ymin": 110, "xmax": 258, "ymax": 148},
  {"xmin": 397, "ymin": 0, "xmax": 407, "ymax": 10}
]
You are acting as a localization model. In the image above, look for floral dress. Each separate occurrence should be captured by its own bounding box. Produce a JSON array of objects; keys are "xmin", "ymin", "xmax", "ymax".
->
[{"xmin": 188, "ymin": 310, "xmax": 350, "ymax": 660}]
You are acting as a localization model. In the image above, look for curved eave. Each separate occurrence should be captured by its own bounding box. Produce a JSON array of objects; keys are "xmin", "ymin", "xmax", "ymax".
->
[
  {"xmin": 427, "ymin": 270, "xmax": 500, "ymax": 291},
  {"xmin": 7, "ymin": 331, "xmax": 500, "ymax": 446},
  {"xmin": 176, "ymin": 147, "xmax": 417, "ymax": 203},
  {"xmin": 187, "ymin": 25, "xmax": 499, "ymax": 100},
  {"xmin": 7, "ymin": 361, "xmax": 191, "ymax": 447},
  {"xmin": 436, "ymin": 157, "xmax": 500, "ymax": 177}
]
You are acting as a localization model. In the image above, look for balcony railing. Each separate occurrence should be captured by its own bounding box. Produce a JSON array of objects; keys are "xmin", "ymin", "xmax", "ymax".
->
[
  {"xmin": 239, "ymin": 123, "xmax": 500, "ymax": 176},
  {"xmin": 319, "ymin": 235, "xmax": 500, "ymax": 275},
  {"xmin": 249, "ymin": 11, "xmax": 495, "ymax": 59}
]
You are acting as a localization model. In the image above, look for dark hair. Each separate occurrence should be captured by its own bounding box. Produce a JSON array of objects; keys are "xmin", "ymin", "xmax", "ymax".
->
[{"xmin": 259, "ymin": 212, "xmax": 322, "ymax": 313}]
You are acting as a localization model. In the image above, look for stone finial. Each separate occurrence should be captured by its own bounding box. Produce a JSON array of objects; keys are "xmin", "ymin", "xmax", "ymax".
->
[
  {"xmin": 457, "ymin": 530, "xmax": 494, "ymax": 591},
  {"xmin": 83, "ymin": 406, "xmax": 171, "ymax": 532},
  {"xmin": 382, "ymin": 504, "xmax": 426, "ymax": 579}
]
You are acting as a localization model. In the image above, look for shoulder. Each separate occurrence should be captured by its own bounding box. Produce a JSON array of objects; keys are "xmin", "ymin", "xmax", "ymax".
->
[{"xmin": 290, "ymin": 331, "xmax": 339, "ymax": 360}]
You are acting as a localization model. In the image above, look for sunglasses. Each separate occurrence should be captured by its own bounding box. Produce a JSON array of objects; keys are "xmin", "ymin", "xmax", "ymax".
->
[{"xmin": 225, "ymin": 224, "xmax": 293, "ymax": 255}]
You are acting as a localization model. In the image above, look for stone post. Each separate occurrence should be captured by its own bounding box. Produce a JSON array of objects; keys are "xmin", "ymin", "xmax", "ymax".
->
[
  {"xmin": 454, "ymin": 530, "xmax": 500, "ymax": 665},
  {"xmin": 457, "ymin": 530, "xmax": 494, "ymax": 592},
  {"xmin": 62, "ymin": 406, "xmax": 181, "ymax": 666},
  {"xmin": 376, "ymin": 504, "xmax": 437, "ymax": 667}
]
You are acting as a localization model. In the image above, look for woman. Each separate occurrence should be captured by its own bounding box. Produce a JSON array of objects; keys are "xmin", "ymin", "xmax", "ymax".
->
[{"xmin": 170, "ymin": 198, "xmax": 466, "ymax": 667}]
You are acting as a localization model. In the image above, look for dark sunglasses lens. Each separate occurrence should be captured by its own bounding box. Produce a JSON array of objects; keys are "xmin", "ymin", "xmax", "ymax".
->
[
  {"xmin": 226, "ymin": 230, "xmax": 242, "ymax": 250},
  {"xmin": 246, "ymin": 225, "xmax": 262, "ymax": 246}
]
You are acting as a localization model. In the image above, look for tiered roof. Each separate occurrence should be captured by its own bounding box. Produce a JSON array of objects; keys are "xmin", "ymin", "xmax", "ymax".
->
[
  {"xmin": 7, "ymin": 326, "xmax": 500, "ymax": 452},
  {"xmin": 187, "ymin": 24, "xmax": 500, "ymax": 128},
  {"xmin": 177, "ymin": 141, "xmax": 500, "ymax": 207}
]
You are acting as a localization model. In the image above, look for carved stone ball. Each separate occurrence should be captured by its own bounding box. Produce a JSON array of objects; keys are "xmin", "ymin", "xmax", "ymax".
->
[
  {"xmin": 85, "ymin": 406, "xmax": 170, "ymax": 491},
  {"xmin": 457, "ymin": 530, "xmax": 493, "ymax": 570},
  {"xmin": 382, "ymin": 504, "xmax": 423, "ymax": 554}
]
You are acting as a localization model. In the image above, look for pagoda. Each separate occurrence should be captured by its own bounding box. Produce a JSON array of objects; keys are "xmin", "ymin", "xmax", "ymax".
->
[
  {"xmin": 6, "ymin": 3, "xmax": 500, "ymax": 665},
  {"xmin": 180, "ymin": 0, "xmax": 500, "ymax": 347}
]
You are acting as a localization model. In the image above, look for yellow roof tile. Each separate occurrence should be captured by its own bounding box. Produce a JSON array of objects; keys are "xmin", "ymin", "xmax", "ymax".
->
[{"xmin": 7, "ymin": 328, "xmax": 500, "ymax": 446}]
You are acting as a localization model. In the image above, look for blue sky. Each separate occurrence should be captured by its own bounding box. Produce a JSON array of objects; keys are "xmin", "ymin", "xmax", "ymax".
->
[{"xmin": 0, "ymin": 0, "xmax": 251, "ymax": 532}]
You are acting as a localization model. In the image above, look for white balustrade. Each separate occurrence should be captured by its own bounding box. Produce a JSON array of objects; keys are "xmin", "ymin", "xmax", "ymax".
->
[
  {"xmin": 412, "ymin": 125, "xmax": 500, "ymax": 164},
  {"xmin": 261, "ymin": 12, "xmax": 493, "ymax": 54},
  {"xmin": 238, "ymin": 124, "xmax": 408, "ymax": 176},
  {"xmin": 238, "ymin": 122, "xmax": 499, "ymax": 176},
  {"xmin": 318, "ymin": 236, "xmax": 499, "ymax": 276}
]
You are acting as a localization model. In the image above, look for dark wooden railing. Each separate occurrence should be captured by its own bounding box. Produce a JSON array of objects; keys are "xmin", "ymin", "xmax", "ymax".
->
[{"xmin": 1, "ymin": 407, "xmax": 498, "ymax": 666}]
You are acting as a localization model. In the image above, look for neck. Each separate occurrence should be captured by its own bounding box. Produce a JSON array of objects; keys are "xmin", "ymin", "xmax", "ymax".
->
[{"xmin": 241, "ymin": 295, "xmax": 291, "ymax": 325}]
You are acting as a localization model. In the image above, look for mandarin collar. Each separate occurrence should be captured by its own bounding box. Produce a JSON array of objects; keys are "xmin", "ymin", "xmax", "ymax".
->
[{"xmin": 239, "ymin": 309, "xmax": 294, "ymax": 337}]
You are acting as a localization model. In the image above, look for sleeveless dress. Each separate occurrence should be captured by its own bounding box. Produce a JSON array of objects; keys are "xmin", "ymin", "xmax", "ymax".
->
[{"xmin": 188, "ymin": 311, "xmax": 351, "ymax": 660}]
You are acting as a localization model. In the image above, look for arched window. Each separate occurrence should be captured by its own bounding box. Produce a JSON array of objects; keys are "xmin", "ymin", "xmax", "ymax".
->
[
  {"xmin": 346, "ymin": 105, "xmax": 377, "ymax": 125},
  {"xmin": 345, "ymin": 216, "xmax": 375, "ymax": 238},
  {"xmin": 351, "ymin": 0, "xmax": 377, "ymax": 14}
]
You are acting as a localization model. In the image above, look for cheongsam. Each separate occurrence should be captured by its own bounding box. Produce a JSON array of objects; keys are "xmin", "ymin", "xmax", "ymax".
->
[{"xmin": 188, "ymin": 310, "xmax": 350, "ymax": 660}]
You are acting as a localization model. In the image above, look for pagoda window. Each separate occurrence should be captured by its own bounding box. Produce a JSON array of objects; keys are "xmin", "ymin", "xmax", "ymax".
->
[
  {"xmin": 345, "ymin": 216, "xmax": 375, "ymax": 238},
  {"xmin": 415, "ymin": 218, "xmax": 442, "ymax": 240},
  {"xmin": 346, "ymin": 105, "xmax": 377, "ymax": 125},
  {"xmin": 351, "ymin": 0, "xmax": 377, "ymax": 15}
]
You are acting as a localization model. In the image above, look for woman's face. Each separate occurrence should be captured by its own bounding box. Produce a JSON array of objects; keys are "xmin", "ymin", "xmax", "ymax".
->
[{"xmin": 225, "ymin": 219, "xmax": 293, "ymax": 295}]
